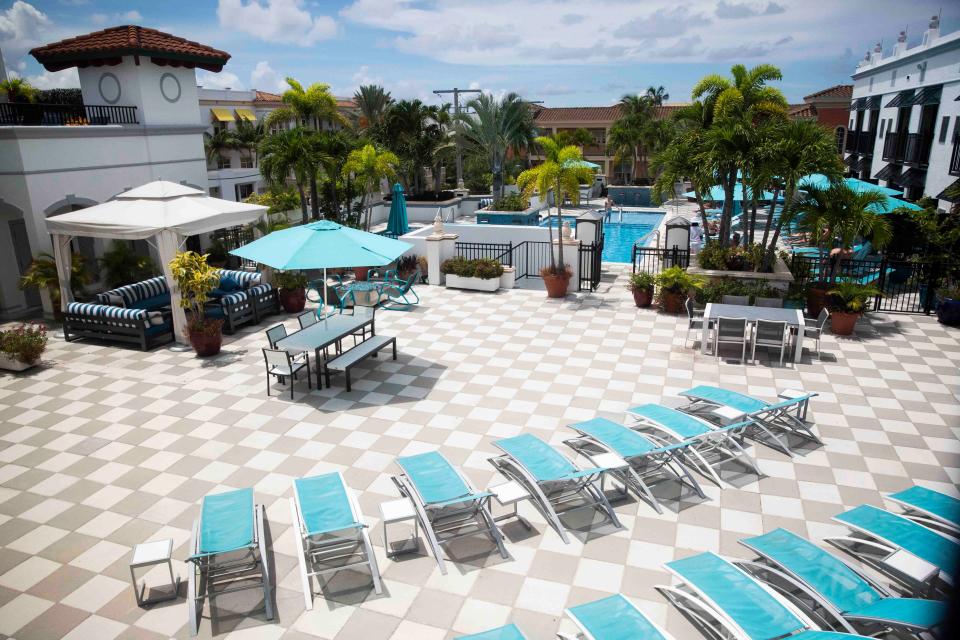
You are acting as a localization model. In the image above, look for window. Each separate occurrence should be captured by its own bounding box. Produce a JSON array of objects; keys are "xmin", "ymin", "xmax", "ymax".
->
[
  {"xmin": 879, "ymin": 120, "xmax": 886, "ymax": 138},
  {"xmin": 235, "ymin": 183, "xmax": 254, "ymax": 200},
  {"xmin": 209, "ymin": 186, "xmax": 221, "ymax": 198},
  {"xmin": 834, "ymin": 127, "xmax": 846, "ymax": 155},
  {"xmin": 240, "ymin": 155, "xmax": 254, "ymax": 169},
  {"xmin": 941, "ymin": 116, "xmax": 951, "ymax": 143},
  {"xmin": 217, "ymin": 155, "xmax": 231, "ymax": 170}
]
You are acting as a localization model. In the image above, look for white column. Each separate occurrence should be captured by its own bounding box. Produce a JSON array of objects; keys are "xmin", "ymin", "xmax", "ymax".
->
[
  {"xmin": 554, "ymin": 221, "xmax": 580, "ymax": 294},
  {"xmin": 424, "ymin": 213, "xmax": 459, "ymax": 286},
  {"xmin": 499, "ymin": 266, "xmax": 516, "ymax": 290}
]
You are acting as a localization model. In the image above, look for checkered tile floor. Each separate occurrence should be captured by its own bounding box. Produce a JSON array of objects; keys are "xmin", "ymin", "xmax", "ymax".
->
[{"xmin": 1, "ymin": 264, "xmax": 958, "ymax": 639}]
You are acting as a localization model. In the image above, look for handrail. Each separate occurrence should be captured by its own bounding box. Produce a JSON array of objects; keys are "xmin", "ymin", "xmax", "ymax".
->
[{"xmin": 0, "ymin": 102, "xmax": 139, "ymax": 126}]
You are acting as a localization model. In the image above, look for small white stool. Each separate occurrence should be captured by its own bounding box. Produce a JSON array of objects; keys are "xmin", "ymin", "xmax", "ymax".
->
[
  {"xmin": 778, "ymin": 388, "xmax": 810, "ymax": 421},
  {"xmin": 489, "ymin": 480, "xmax": 532, "ymax": 528},
  {"xmin": 129, "ymin": 539, "xmax": 179, "ymax": 606},
  {"xmin": 380, "ymin": 498, "xmax": 419, "ymax": 558},
  {"xmin": 711, "ymin": 404, "xmax": 747, "ymax": 425}
]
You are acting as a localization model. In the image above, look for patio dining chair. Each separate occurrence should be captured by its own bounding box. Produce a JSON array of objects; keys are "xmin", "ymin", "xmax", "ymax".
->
[
  {"xmin": 297, "ymin": 310, "xmax": 318, "ymax": 330},
  {"xmin": 713, "ymin": 317, "xmax": 749, "ymax": 361},
  {"xmin": 721, "ymin": 294, "xmax": 750, "ymax": 305},
  {"xmin": 752, "ymin": 319, "xmax": 789, "ymax": 366},
  {"xmin": 684, "ymin": 296, "xmax": 707, "ymax": 349},
  {"xmin": 803, "ymin": 308, "xmax": 829, "ymax": 358},
  {"xmin": 756, "ymin": 297, "xmax": 783, "ymax": 308},
  {"xmin": 262, "ymin": 348, "xmax": 311, "ymax": 399}
]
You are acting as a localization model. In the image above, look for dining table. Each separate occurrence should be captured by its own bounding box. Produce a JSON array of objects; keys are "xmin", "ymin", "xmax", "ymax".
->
[
  {"xmin": 275, "ymin": 313, "xmax": 375, "ymax": 387},
  {"xmin": 701, "ymin": 303, "xmax": 805, "ymax": 363}
]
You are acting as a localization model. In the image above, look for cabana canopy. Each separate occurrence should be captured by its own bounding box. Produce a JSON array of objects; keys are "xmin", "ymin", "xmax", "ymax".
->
[{"xmin": 45, "ymin": 181, "xmax": 267, "ymax": 344}]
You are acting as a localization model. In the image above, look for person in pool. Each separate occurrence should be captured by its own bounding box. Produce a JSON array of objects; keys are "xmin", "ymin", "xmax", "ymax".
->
[{"xmin": 604, "ymin": 197, "xmax": 613, "ymax": 221}]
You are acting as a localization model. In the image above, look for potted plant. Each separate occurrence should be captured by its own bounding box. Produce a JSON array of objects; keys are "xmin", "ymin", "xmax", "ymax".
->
[
  {"xmin": 540, "ymin": 264, "xmax": 572, "ymax": 298},
  {"xmin": 19, "ymin": 252, "xmax": 93, "ymax": 321},
  {"xmin": 442, "ymin": 257, "xmax": 503, "ymax": 292},
  {"xmin": 826, "ymin": 281, "xmax": 880, "ymax": 336},
  {"xmin": 168, "ymin": 251, "xmax": 224, "ymax": 357},
  {"xmin": 655, "ymin": 266, "xmax": 703, "ymax": 313},
  {"xmin": 273, "ymin": 270, "xmax": 308, "ymax": 313},
  {"xmin": 783, "ymin": 283, "xmax": 806, "ymax": 310},
  {"xmin": 0, "ymin": 323, "xmax": 47, "ymax": 372},
  {"xmin": 936, "ymin": 285, "xmax": 960, "ymax": 326},
  {"xmin": 98, "ymin": 240, "xmax": 158, "ymax": 288},
  {"xmin": 205, "ymin": 237, "xmax": 229, "ymax": 268},
  {"xmin": 627, "ymin": 272, "xmax": 655, "ymax": 307},
  {"xmin": 395, "ymin": 255, "xmax": 419, "ymax": 280}
]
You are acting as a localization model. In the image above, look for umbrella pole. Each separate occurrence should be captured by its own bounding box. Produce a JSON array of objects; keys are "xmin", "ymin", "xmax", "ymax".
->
[{"xmin": 323, "ymin": 268, "xmax": 328, "ymax": 317}]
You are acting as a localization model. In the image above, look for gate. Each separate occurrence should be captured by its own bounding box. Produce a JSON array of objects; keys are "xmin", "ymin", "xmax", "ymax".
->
[
  {"xmin": 455, "ymin": 240, "xmax": 599, "ymax": 289},
  {"xmin": 579, "ymin": 241, "xmax": 602, "ymax": 291},
  {"xmin": 631, "ymin": 246, "xmax": 691, "ymax": 274}
]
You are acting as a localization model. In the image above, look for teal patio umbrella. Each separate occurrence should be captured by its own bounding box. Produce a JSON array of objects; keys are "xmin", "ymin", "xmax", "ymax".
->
[
  {"xmin": 230, "ymin": 220, "xmax": 413, "ymax": 302},
  {"xmin": 386, "ymin": 183, "xmax": 409, "ymax": 236},
  {"xmin": 563, "ymin": 159, "xmax": 601, "ymax": 170},
  {"xmin": 799, "ymin": 173, "xmax": 903, "ymax": 197}
]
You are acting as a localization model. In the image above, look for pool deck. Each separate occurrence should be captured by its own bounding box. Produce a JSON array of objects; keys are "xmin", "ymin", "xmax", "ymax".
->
[{"xmin": 1, "ymin": 265, "xmax": 958, "ymax": 639}]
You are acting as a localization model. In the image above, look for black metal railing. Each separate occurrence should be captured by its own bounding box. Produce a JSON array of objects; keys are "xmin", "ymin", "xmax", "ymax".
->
[
  {"xmin": 579, "ymin": 241, "xmax": 602, "ymax": 291},
  {"xmin": 455, "ymin": 241, "xmax": 513, "ymax": 264},
  {"xmin": 0, "ymin": 102, "xmax": 139, "ymax": 126},
  {"xmin": 950, "ymin": 137, "xmax": 960, "ymax": 177},
  {"xmin": 631, "ymin": 246, "xmax": 691, "ymax": 274},
  {"xmin": 211, "ymin": 225, "xmax": 255, "ymax": 269},
  {"xmin": 845, "ymin": 131, "xmax": 859, "ymax": 153},
  {"xmin": 882, "ymin": 133, "xmax": 902, "ymax": 162},
  {"xmin": 858, "ymin": 130, "xmax": 875, "ymax": 156},
  {"xmin": 903, "ymin": 133, "xmax": 931, "ymax": 167},
  {"xmin": 789, "ymin": 254, "xmax": 960, "ymax": 315}
]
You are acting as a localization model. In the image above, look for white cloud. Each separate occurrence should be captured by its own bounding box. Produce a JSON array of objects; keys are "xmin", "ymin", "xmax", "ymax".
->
[
  {"xmin": 91, "ymin": 10, "xmax": 142, "ymax": 26},
  {"xmin": 250, "ymin": 60, "xmax": 286, "ymax": 91},
  {"xmin": 0, "ymin": 1, "xmax": 55, "ymax": 60},
  {"xmin": 27, "ymin": 67, "xmax": 79, "ymax": 88},
  {"xmin": 197, "ymin": 70, "xmax": 243, "ymax": 90},
  {"xmin": 217, "ymin": 0, "xmax": 337, "ymax": 46}
]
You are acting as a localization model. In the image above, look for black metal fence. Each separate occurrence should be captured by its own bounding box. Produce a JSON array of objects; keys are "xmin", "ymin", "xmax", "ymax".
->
[
  {"xmin": 212, "ymin": 225, "xmax": 256, "ymax": 269},
  {"xmin": 455, "ymin": 240, "xmax": 603, "ymax": 290},
  {"xmin": 631, "ymin": 246, "xmax": 691, "ymax": 274},
  {"xmin": 0, "ymin": 102, "xmax": 139, "ymax": 126},
  {"xmin": 790, "ymin": 254, "xmax": 960, "ymax": 315},
  {"xmin": 579, "ymin": 241, "xmax": 602, "ymax": 291},
  {"xmin": 455, "ymin": 242, "xmax": 513, "ymax": 264}
]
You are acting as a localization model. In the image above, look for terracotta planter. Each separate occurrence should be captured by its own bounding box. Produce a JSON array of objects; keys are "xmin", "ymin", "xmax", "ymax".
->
[
  {"xmin": 354, "ymin": 267, "xmax": 370, "ymax": 281},
  {"xmin": 661, "ymin": 291, "xmax": 684, "ymax": 314},
  {"xmin": 830, "ymin": 311, "xmax": 860, "ymax": 336},
  {"xmin": 278, "ymin": 287, "xmax": 306, "ymax": 313},
  {"xmin": 543, "ymin": 272, "xmax": 571, "ymax": 298},
  {"xmin": 631, "ymin": 287, "xmax": 654, "ymax": 308},
  {"xmin": 188, "ymin": 326, "xmax": 223, "ymax": 357},
  {"xmin": 807, "ymin": 286, "xmax": 828, "ymax": 318}
]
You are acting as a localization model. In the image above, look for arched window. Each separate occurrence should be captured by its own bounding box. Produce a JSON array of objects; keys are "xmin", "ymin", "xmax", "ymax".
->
[{"xmin": 835, "ymin": 127, "xmax": 846, "ymax": 155}]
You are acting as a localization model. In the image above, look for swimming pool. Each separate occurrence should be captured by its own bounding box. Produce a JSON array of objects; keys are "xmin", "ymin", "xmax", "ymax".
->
[{"xmin": 539, "ymin": 210, "xmax": 664, "ymax": 263}]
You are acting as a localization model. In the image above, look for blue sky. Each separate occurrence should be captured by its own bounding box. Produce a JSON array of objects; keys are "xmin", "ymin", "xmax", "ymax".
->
[{"xmin": 3, "ymin": 1, "xmax": 958, "ymax": 106}]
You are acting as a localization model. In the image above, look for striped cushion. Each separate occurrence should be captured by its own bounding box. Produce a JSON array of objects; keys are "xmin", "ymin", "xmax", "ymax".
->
[
  {"xmin": 96, "ymin": 276, "xmax": 168, "ymax": 306},
  {"xmin": 247, "ymin": 283, "xmax": 272, "ymax": 296},
  {"xmin": 66, "ymin": 302, "xmax": 150, "ymax": 327},
  {"xmin": 215, "ymin": 269, "xmax": 261, "ymax": 288},
  {"xmin": 221, "ymin": 290, "xmax": 252, "ymax": 306}
]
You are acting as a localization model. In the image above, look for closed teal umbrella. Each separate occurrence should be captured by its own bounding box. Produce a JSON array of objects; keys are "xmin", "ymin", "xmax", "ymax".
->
[{"xmin": 386, "ymin": 183, "xmax": 409, "ymax": 236}]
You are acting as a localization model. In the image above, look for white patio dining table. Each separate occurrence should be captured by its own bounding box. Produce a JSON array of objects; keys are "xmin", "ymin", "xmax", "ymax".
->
[{"xmin": 701, "ymin": 303, "xmax": 805, "ymax": 363}]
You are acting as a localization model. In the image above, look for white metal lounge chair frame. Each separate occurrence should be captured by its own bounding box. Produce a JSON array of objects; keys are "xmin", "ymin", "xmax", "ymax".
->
[
  {"xmin": 656, "ymin": 555, "xmax": 825, "ymax": 640},
  {"xmin": 735, "ymin": 546, "xmax": 940, "ymax": 637},
  {"xmin": 288, "ymin": 473, "xmax": 383, "ymax": 610},
  {"xmin": 887, "ymin": 490, "xmax": 960, "ymax": 537},
  {"xmin": 487, "ymin": 445, "xmax": 624, "ymax": 545},
  {"xmin": 679, "ymin": 390, "xmax": 820, "ymax": 457},
  {"xmin": 391, "ymin": 463, "xmax": 508, "ymax": 576},
  {"xmin": 563, "ymin": 426, "xmax": 706, "ymax": 514},
  {"xmin": 626, "ymin": 409, "xmax": 760, "ymax": 487},
  {"xmin": 186, "ymin": 496, "xmax": 274, "ymax": 636},
  {"xmin": 559, "ymin": 596, "xmax": 678, "ymax": 640},
  {"xmin": 824, "ymin": 512, "xmax": 955, "ymax": 599}
]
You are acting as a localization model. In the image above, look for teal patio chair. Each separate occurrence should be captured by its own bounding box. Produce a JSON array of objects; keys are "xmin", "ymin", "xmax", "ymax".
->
[
  {"xmin": 289, "ymin": 473, "xmax": 383, "ymax": 610},
  {"xmin": 186, "ymin": 488, "xmax": 273, "ymax": 636},
  {"xmin": 455, "ymin": 624, "xmax": 527, "ymax": 640},
  {"xmin": 888, "ymin": 485, "xmax": 960, "ymax": 534},
  {"xmin": 739, "ymin": 528, "xmax": 947, "ymax": 637},
  {"xmin": 393, "ymin": 451, "xmax": 508, "ymax": 575},
  {"xmin": 489, "ymin": 433, "xmax": 623, "ymax": 544},
  {"xmin": 378, "ymin": 268, "xmax": 421, "ymax": 310},
  {"xmin": 658, "ymin": 551, "xmax": 873, "ymax": 640},
  {"xmin": 565, "ymin": 417, "xmax": 706, "ymax": 513},
  {"xmin": 561, "ymin": 594, "xmax": 677, "ymax": 640}
]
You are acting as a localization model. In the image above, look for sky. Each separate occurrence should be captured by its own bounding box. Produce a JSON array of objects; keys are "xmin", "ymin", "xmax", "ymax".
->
[{"xmin": 2, "ymin": 0, "xmax": 959, "ymax": 107}]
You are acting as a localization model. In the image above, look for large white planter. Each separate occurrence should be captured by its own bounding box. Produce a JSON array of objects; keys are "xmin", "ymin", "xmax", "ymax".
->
[
  {"xmin": 499, "ymin": 267, "xmax": 516, "ymax": 290},
  {"xmin": 445, "ymin": 274, "xmax": 500, "ymax": 292},
  {"xmin": 0, "ymin": 354, "xmax": 38, "ymax": 372}
]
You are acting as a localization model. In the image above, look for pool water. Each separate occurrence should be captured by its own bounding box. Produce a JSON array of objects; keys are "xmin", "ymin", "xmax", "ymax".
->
[{"xmin": 539, "ymin": 211, "xmax": 664, "ymax": 263}]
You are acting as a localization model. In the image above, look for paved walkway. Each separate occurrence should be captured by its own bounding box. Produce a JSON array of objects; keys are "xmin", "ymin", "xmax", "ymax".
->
[{"xmin": 0, "ymin": 266, "xmax": 958, "ymax": 639}]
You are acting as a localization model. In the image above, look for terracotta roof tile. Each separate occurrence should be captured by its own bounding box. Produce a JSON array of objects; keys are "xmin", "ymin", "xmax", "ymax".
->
[
  {"xmin": 30, "ymin": 25, "xmax": 230, "ymax": 72},
  {"xmin": 789, "ymin": 104, "xmax": 818, "ymax": 119},
  {"xmin": 803, "ymin": 84, "xmax": 853, "ymax": 101},
  {"xmin": 533, "ymin": 103, "xmax": 686, "ymax": 124},
  {"xmin": 253, "ymin": 90, "xmax": 282, "ymax": 103}
]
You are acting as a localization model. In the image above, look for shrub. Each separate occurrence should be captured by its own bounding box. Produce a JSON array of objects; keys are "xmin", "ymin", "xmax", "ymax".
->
[
  {"xmin": 695, "ymin": 278, "xmax": 783, "ymax": 305},
  {"xmin": 627, "ymin": 272, "xmax": 655, "ymax": 291},
  {"xmin": 473, "ymin": 258, "xmax": 504, "ymax": 280},
  {"xmin": 697, "ymin": 241, "xmax": 766, "ymax": 272},
  {"xmin": 827, "ymin": 282, "xmax": 880, "ymax": 314},
  {"xmin": 442, "ymin": 257, "xmax": 504, "ymax": 279},
  {"xmin": 273, "ymin": 270, "xmax": 308, "ymax": 290},
  {"xmin": 655, "ymin": 266, "xmax": 704, "ymax": 295},
  {"xmin": 0, "ymin": 323, "xmax": 47, "ymax": 364},
  {"xmin": 99, "ymin": 241, "xmax": 158, "ymax": 288},
  {"xmin": 489, "ymin": 193, "xmax": 529, "ymax": 212}
]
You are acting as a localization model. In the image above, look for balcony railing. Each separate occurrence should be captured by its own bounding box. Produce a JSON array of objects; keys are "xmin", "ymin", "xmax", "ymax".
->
[
  {"xmin": 882, "ymin": 133, "xmax": 903, "ymax": 162},
  {"xmin": 858, "ymin": 131, "xmax": 874, "ymax": 156},
  {"xmin": 845, "ymin": 131, "xmax": 859, "ymax": 153},
  {"xmin": 949, "ymin": 138, "xmax": 960, "ymax": 177},
  {"xmin": 0, "ymin": 102, "xmax": 138, "ymax": 126},
  {"xmin": 903, "ymin": 133, "xmax": 932, "ymax": 168}
]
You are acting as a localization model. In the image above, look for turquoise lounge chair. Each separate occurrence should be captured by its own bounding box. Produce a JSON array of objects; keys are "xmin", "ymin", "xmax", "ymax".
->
[
  {"xmin": 627, "ymin": 403, "xmax": 759, "ymax": 486},
  {"xmin": 455, "ymin": 623, "xmax": 527, "ymax": 640},
  {"xmin": 678, "ymin": 385, "xmax": 820, "ymax": 456},
  {"xmin": 658, "ymin": 552, "xmax": 872, "ymax": 640},
  {"xmin": 739, "ymin": 528, "xmax": 947, "ymax": 636},
  {"xmin": 186, "ymin": 488, "xmax": 273, "ymax": 636},
  {"xmin": 289, "ymin": 473, "xmax": 383, "ymax": 610},
  {"xmin": 377, "ymin": 268, "xmax": 421, "ymax": 310},
  {"xmin": 828, "ymin": 504, "xmax": 959, "ymax": 597},
  {"xmin": 489, "ymin": 433, "xmax": 623, "ymax": 544},
  {"xmin": 393, "ymin": 451, "xmax": 508, "ymax": 575},
  {"xmin": 888, "ymin": 485, "xmax": 960, "ymax": 533},
  {"xmin": 566, "ymin": 417, "xmax": 706, "ymax": 513},
  {"xmin": 562, "ymin": 594, "xmax": 676, "ymax": 639}
]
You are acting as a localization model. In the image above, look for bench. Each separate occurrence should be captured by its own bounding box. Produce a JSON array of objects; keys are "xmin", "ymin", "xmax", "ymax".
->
[{"xmin": 324, "ymin": 335, "xmax": 396, "ymax": 391}]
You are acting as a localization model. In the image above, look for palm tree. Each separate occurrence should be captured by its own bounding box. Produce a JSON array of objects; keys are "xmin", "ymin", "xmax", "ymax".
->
[
  {"xmin": 0, "ymin": 77, "xmax": 39, "ymax": 103},
  {"xmin": 795, "ymin": 181, "xmax": 891, "ymax": 284},
  {"xmin": 258, "ymin": 127, "xmax": 314, "ymax": 224},
  {"xmin": 645, "ymin": 85, "xmax": 669, "ymax": 106},
  {"xmin": 233, "ymin": 118, "xmax": 265, "ymax": 167},
  {"xmin": 459, "ymin": 92, "xmax": 535, "ymax": 201},
  {"xmin": 203, "ymin": 128, "xmax": 236, "ymax": 168},
  {"xmin": 516, "ymin": 136, "xmax": 594, "ymax": 275},
  {"xmin": 651, "ymin": 128, "xmax": 714, "ymax": 239},
  {"xmin": 382, "ymin": 99, "xmax": 452, "ymax": 195},
  {"xmin": 265, "ymin": 78, "xmax": 349, "ymax": 219},
  {"xmin": 354, "ymin": 84, "xmax": 393, "ymax": 130},
  {"xmin": 342, "ymin": 144, "xmax": 399, "ymax": 230}
]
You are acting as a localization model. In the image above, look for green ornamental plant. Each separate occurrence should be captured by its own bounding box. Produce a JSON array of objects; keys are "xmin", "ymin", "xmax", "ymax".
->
[
  {"xmin": 19, "ymin": 252, "xmax": 92, "ymax": 309},
  {"xmin": 168, "ymin": 251, "xmax": 222, "ymax": 336},
  {"xmin": 627, "ymin": 272, "xmax": 655, "ymax": 291},
  {"xmin": 273, "ymin": 271, "xmax": 308, "ymax": 291},
  {"xmin": 98, "ymin": 241, "xmax": 158, "ymax": 288},
  {"xmin": 0, "ymin": 323, "xmax": 47, "ymax": 364},
  {"xmin": 655, "ymin": 266, "xmax": 704, "ymax": 295},
  {"xmin": 489, "ymin": 193, "xmax": 529, "ymax": 212},
  {"xmin": 826, "ymin": 282, "xmax": 880, "ymax": 314},
  {"xmin": 440, "ymin": 257, "xmax": 503, "ymax": 280}
]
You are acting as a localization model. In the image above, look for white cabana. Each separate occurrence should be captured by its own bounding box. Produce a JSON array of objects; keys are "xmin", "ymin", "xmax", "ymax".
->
[{"xmin": 45, "ymin": 181, "xmax": 267, "ymax": 344}]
